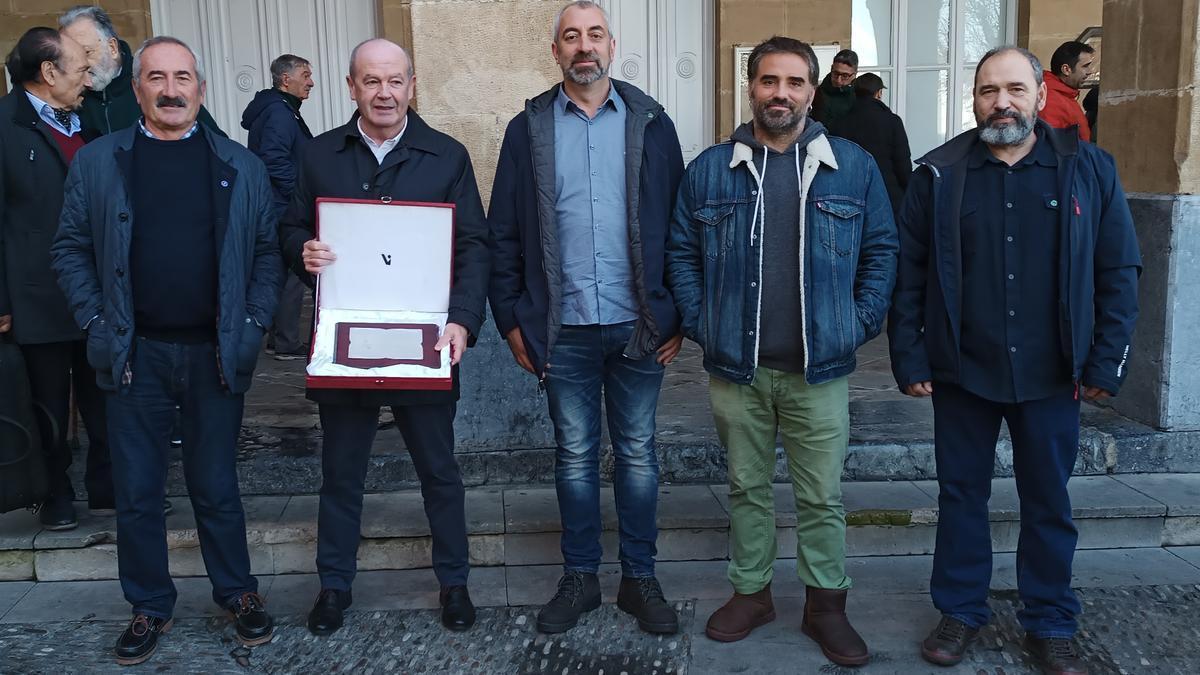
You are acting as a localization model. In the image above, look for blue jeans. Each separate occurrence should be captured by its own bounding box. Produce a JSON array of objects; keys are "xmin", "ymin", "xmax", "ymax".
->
[
  {"xmin": 931, "ymin": 382, "xmax": 1081, "ymax": 638},
  {"xmin": 107, "ymin": 338, "xmax": 257, "ymax": 619},
  {"xmin": 544, "ymin": 322, "xmax": 665, "ymax": 578}
]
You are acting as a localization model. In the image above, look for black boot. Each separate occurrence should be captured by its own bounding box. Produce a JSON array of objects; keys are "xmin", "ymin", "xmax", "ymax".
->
[
  {"xmin": 536, "ymin": 571, "xmax": 601, "ymax": 633},
  {"xmin": 440, "ymin": 585, "xmax": 476, "ymax": 631},
  {"xmin": 307, "ymin": 588, "xmax": 352, "ymax": 636},
  {"xmin": 114, "ymin": 614, "xmax": 172, "ymax": 665},
  {"xmin": 617, "ymin": 576, "xmax": 679, "ymax": 634},
  {"xmin": 1025, "ymin": 636, "xmax": 1089, "ymax": 674},
  {"xmin": 921, "ymin": 616, "xmax": 980, "ymax": 666},
  {"xmin": 228, "ymin": 591, "xmax": 274, "ymax": 646},
  {"xmin": 39, "ymin": 493, "xmax": 77, "ymax": 531}
]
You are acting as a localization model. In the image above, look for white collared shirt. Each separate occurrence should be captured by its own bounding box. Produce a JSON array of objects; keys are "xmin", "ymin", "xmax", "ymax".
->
[{"xmin": 357, "ymin": 116, "xmax": 407, "ymax": 164}]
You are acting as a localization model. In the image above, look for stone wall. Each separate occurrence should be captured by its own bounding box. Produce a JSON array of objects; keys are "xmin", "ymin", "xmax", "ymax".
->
[
  {"xmin": 0, "ymin": 0, "xmax": 153, "ymax": 94},
  {"xmin": 716, "ymin": 0, "xmax": 850, "ymax": 139},
  {"xmin": 407, "ymin": 0, "xmax": 565, "ymax": 208},
  {"xmin": 1017, "ymin": 0, "xmax": 1103, "ymax": 67}
]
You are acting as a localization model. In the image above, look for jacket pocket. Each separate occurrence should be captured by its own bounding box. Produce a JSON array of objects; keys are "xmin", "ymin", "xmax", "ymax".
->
[
  {"xmin": 814, "ymin": 199, "xmax": 862, "ymax": 256},
  {"xmin": 694, "ymin": 204, "xmax": 737, "ymax": 261},
  {"xmin": 85, "ymin": 318, "xmax": 112, "ymax": 374},
  {"xmin": 234, "ymin": 317, "xmax": 265, "ymax": 378}
]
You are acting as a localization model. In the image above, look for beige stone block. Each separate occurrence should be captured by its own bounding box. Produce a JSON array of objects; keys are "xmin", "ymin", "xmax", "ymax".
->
[
  {"xmin": 410, "ymin": 0, "xmax": 562, "ymax": 117},
  {"xmin": 167, "ymin": 544, "xmax": 274, "ymax": 578},
  {"xmin": 420, "ymin": 113, "xmax": 505, "ymax": 206},
  {"xmin": 0, "ymin": 550, "xmax": 35, "ymax": 581},
  {"xmin": 270, "ymin": 541, "xmax": 318, "ymax": 574},
  {"xmin": 34, "ymin": 545, "xmax": 118, "ymax": 582}
]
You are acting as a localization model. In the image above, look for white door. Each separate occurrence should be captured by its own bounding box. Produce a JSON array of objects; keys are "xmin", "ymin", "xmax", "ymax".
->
[
  {"xmin": 601, "ymin": 0, "xmax": 715, "ymax": 163},
  {"xmin": 150, "ymin": 0, "xmax": 377, "ymax": 144}
]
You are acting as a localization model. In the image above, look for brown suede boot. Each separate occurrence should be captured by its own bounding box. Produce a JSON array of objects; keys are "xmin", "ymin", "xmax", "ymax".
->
[
  {"xmin": 704, "ymin": 585, "xmax": 776, "ymax": 642},
  {"xmin": 801, "ymin": 586, "xmax": 869, "ymax": 666}
]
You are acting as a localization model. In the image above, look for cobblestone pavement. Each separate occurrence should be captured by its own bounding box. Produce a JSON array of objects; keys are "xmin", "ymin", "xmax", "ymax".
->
[
  {"xmin": 2, "ymin": 604, "xmax": 695, "ymax": 674},
  {"xmin": 5, "ymin": 587, "xmax": 1200, "ymax": 674}
]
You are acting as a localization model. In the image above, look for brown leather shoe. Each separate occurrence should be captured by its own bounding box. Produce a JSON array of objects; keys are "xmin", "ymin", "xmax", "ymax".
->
[
  {"xmin": 921, "ymin": 616, "xmax": 980, "ymax": 666},
  {"xmin": 1025, "ymin": 636, "xmax": 1089, "ymax": 674},
  {"xmin": 801, "ymin": 586, "xmax": 869, "ymax": 667},
  {"xmin": 704, "ymin": 585, "xmax": 776, "ymax": 642}
]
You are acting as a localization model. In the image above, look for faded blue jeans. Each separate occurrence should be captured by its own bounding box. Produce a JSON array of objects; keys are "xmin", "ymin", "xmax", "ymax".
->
[{"xmin": 544, "ymin": 322, "xmax": 665, "ymax": 578}]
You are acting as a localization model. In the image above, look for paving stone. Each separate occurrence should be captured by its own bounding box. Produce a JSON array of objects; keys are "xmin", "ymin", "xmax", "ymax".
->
[
  {"xmin": 503, "ymin": 531, "xmax": 620, "ymax": 566},
  {"xmin": 265, "ymin": 567, "xmax": 508, "ymax": 617},
  {"xmin": 842, "ymin": 480, "xmax": 939, "ymax": 524},
  {"xmin": 168, "ymin": 543, "xmax": 274, "ymax": 578},
  {"xmin": 1116, "ymin": 473, "xmax": 1200, "ymax": 516},
  {"xmin": 0, "ymin": 581, "xmax": 33, "ymax": 620},
  {"xmin": 1167, "ymin": 546, "xmax": 1200, "ymax": 569},
  {"xmin": 361, "ymin": 488, "xmax": 504, "ymax": 538},
  {"xmin": 34, "ymin": 544, "xmax": 118, "ymax": 582},
  {"xmin": 31, "ymin": 505, "xmax": 116, "ymax": 550},
  {"xmin": 0, "ymin": 550, "xmax": 34, "ymax": 581},
  {"xmin": 270, "ymin": 495, "xmax": 318, "ymax": 544},
  {"xmin": 845, "ymin": 523, "xmax": 938, "ymax": 556},
  {"xmin": 1067, "ymin": 475, "xmax": 1166, "ymax": 517},
  {"xmin": 0, "ymin": 509, "xmax": 40, "ymax": 551},
  {"xmin": 0, "ymin": 578, "xmax": 127, "ymax": 623},
  {"xmin": 502, "ymin": 487, "xmax": 619, "ymax": 534},
  {"xmin": 992, "ymin": 547, "xmax": 1200, "ymax": 589},
  {"xmin": 656, "ymin": 485, "xmax": 730, "ymax": 529},
  {"xmin": 1163, "ymin": 516, "xmax": 1200, "ymax": 546}
]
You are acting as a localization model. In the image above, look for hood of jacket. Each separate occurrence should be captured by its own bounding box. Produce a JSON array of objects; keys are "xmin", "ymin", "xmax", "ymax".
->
[
  {"xmin": 729, "ymin": 118, "xmax": 827, "ymax": 156},
  {"xmin": 241, "ymin": 88, "xmax": 293, "ymax": 130}
]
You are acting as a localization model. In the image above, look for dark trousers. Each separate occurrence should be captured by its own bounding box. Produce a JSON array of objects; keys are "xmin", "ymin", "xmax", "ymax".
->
[
  {"xmin": 107, "ymin": 338, "xmax": 257, "ymax": 618},
  {"xmin": 543, "ymin": 323, "xmax": 665, "ymax": 577},
  {"xmin": 271, "ymin": 274, "xmax": 307, "ymax": 354},
  {"xmin": 20, "ymin": 340, "xmax": 111, "ymax": 502},
  {"xmin": 931, "ymin": 382, "xmax": 1082, "ymax": 638},
  {"xmin": 316, "ymin": 401, "xmax": 468, "ymax": 590}
]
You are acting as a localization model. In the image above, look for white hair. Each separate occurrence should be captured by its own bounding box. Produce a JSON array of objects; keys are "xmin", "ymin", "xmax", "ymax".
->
[{"xmin": 552, "ymin": 1, "xmax": 614, "ymax": 41}]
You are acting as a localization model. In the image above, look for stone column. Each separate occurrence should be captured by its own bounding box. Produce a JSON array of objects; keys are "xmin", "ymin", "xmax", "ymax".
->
[{"xmin": 1100, "ymin": 0, "xmax": 1200, "ymax": 430}]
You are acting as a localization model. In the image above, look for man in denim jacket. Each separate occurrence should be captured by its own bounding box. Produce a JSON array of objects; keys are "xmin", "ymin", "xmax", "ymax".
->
[{"xmin": 666, "ymin": 36, "xmax": 897, "ymax": 666}]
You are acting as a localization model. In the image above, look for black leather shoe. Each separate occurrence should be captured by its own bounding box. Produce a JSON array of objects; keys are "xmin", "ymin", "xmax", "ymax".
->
[
  {"xmin": 114, "ymin": 614, "xmax": 172, "ymax": 665},
  {"xmin": 440, "ymin": 585, "xmax": 476, "ymax": 631},
  {"xmin": 536, "ymin": 571, "xmax": 601, "ymax": 633},
  {"xmin": 307, "ymin": 588, "xmax": 352, "ymax": 636},
  {"xmin": 617, "ymin": 576, "xmax": 679, "ymax": 634},
  {"xmin": 1025, "ymin": 636, "xmax": 1089, "ymax": 674},
  {"xmin": 921, "ymin": 616, "xmax": 980, "ymax": 666},
  {"xmin": 227, "ymin": 592, "xmax": 274, "ymax": 646},
  {"xmin": 39, "ymin": 495, "xmax": 77, "ymax": 531}
]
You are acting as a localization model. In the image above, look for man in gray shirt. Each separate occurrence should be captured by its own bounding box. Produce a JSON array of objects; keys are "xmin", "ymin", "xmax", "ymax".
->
[{"xmin": 488, "ymin": 0, "xmax": 685, "ymax": 636}]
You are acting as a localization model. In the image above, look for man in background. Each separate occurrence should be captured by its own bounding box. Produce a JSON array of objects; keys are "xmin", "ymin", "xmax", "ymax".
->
[
  {"xmin": 242, "ymin": 53, "xmax": 315, "ymax": 361},
  {"xmin": 1042, "ymin": 40, "xmax": 1095, "ymax": 141},
  {"xmin": 829, "ymin": 72, "xmax": 912, "ymax": 217},
  {"xmin": 811, "ymin": 48, "xmax": 857, "ymax": 128}
]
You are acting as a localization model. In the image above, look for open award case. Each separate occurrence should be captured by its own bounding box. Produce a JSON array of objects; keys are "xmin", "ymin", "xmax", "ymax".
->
[{"xmin": 306, "ymin": 197, "xmax": 454, "ymax": 390}]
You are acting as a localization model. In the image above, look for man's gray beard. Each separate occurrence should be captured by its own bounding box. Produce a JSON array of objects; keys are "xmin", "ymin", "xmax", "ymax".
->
[
  {"xmin": 88, "ymin": 54, "xmax": 120, "ymax": 91},
  {"xmin": 566, "ymin": 63, "xmax": 606, "ymax": 85},
  {"xmin": 978, "ymin": 113, "xmax": 1035, "ymax": 146},
  {"xmin": 753, "ymin": 103, "xmax": 805, "ymax": 135}
]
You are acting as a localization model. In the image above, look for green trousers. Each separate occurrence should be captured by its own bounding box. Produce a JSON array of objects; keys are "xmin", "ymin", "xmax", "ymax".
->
[{"xmin": 710, "ymin": 367, "xmax": 851, "ymax": 594}]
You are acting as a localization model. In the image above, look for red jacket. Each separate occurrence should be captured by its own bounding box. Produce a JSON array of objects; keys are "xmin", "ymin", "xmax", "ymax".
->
[{"xmin": 1042, "ymin": 72, "xmax": 1091, "ymax": 142}]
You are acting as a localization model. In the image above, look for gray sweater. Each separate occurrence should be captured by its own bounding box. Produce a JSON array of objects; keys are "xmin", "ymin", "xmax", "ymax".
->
[{"xmin": 729, "ymin": 120, "xmax": 826, "ymax": 374}]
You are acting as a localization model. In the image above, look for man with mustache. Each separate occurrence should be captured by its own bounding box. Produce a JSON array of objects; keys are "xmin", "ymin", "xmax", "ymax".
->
[
  {"xmin": 59, "ymin": 5, "xmax": 225, "ymax": 138},
  {"xmin": 888, "ymin": 46, "xmax": 1140, "ymax": 675},
  {"xmin": 666, "ymin": 36, "xmax": 896, "ymax": 666},
  {"xmin": 488, "ymin": 0, "xmax": 685, "ymax": 635},
  {"xmin": 241, "ymin": 54, "xmax": 315, "ymax": 362},
  {"xmin": 0, "ymin": 27, "xmax": 99, "ymax": 530},
  {"xmin": 279, "ymin": 38, "xmax": 489, "ymax": 637},
  {"xmin": 52, "ymin": 36, "xmax": 282, "ymax": 664}
]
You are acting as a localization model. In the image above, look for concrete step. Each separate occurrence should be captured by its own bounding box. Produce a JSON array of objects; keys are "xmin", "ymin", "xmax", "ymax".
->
[{"xmin": 3, "ymin": 474, "xmax": 1199, "ymax": 583}]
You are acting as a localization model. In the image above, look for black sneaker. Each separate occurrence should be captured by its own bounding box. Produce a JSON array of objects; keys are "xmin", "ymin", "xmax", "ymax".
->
[
  {"xmin": 39, "ymin": 495, "xmax": 77, "ymax": 531},
  {"xmin": 115, "ymin": 614, "xmax": 172, "ymax": 665},
  {"xmin": 921, "ymin": 616, "xmax": 980, "ymax": 666},
  {"xmin": 227, "ymin": 592, "xmax": 274, "ymax": 646},
  {"xmin": 616, "ymin": 576, "xmax": 679, "ymax": 634},
  {"xmin": 1025, "ymin": 636, "xmax": 1089, "ymax": 674},
  {"xmin": 536, "ymin": 571, "xmax": 601, "ymax": 633}
]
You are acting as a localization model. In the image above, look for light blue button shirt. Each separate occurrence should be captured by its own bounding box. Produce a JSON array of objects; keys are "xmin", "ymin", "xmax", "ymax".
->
[
  {"xmin": 553, "ymin": 85, "xmax": 637, "ymax": 326},
  {"xmin": 24, "ymin": 90, "xmax": 80, "ymax": 137},
  {"xmin": 137, "ymin": 117, "xmax": 199, "ymax": 140}
]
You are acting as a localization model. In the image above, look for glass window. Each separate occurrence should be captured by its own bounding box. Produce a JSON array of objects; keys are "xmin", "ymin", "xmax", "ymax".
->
[
  {"xmin": 963, "ymin": 0, "xmax": 1006, "ymax": 63},
  {"xmin": 905, "ymin": 69, "xmax": 950, "ymax": 158},
  {"xmin": 961, "ymin": 68, "xmax": 977, "ymax": 132},
  {"xmin": 852, "ymin": 0, "xmax": 892, "ymax": 67},
  {"xmin": 906, "ymin": 0, "xmax": 951, "ymax": 66}
]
